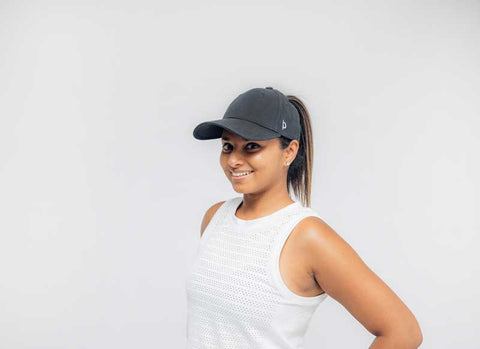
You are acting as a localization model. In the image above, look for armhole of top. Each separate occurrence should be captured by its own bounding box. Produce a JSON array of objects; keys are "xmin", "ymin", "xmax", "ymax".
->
[
  {"xmin": 199, "ymin": 199, "xmax": 229, "ymax": 245},
  {"xmin": 269, "ymin": 210, "xmax": 329, "ymax": 304}
]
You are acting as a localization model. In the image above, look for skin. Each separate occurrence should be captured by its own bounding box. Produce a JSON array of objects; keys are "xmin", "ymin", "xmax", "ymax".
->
[{"xmin": 199, "ymin": 129, "xmax": 423, "ymax": 348}]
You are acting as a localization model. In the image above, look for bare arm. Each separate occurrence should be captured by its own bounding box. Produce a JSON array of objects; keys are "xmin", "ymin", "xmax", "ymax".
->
[
  {"xmin": 200, "ymin": 201, "xmax": 226, "ymax": 238},
  {"xmin": 300, "ymin": 217, "xmax": 423, "ymax": 348},
  {"xmin": 369, "ymin": 333, "xmax": 422, "ymax": 349}
]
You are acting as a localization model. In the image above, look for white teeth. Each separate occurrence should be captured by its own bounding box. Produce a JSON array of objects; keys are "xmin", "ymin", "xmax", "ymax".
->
[{"xmin": 232, "ymin": 171, "xmax": 252, "ymax": 176}]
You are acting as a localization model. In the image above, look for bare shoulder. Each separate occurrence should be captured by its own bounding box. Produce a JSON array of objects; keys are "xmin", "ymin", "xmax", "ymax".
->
[
  {"xmin": 297, "ymin": 216, "xmax": 422, "ymax": 345},
  {"xmin": 200, "ymin": 200, "xmax": 226, "ymax": 238}
]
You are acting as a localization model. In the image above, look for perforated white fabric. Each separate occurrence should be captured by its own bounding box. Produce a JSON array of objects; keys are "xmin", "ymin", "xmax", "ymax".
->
[{"xmin": 185, "ymin": 196, "xmax": 328, "ymax": 349}]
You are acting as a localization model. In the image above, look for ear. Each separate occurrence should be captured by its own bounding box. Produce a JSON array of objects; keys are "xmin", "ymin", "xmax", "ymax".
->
[{"xmin": 285, "ymin": 139, "xmax": 299, "ymax": 163}]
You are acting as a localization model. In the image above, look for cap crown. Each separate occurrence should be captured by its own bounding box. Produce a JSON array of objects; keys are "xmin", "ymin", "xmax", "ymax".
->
[{"xmin": 223, "ymin": 87, "xmax": 300, "ymax": 140}]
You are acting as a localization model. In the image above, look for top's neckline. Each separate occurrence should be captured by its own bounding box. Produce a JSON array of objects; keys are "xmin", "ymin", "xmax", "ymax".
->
[{"xmin": 232, "ymin": 197, "xmax": 300, "ymax": 225}]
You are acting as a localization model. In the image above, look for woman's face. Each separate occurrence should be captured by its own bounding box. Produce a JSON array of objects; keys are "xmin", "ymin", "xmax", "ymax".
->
[{"xmin": 220, "ymin": 129, "xmax": 297, "ymax": 194}]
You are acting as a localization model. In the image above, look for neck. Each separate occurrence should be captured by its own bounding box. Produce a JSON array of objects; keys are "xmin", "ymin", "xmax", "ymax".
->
[{"xmin": 237, "ymin": 192, "xmax": 295, "ymax": 218}]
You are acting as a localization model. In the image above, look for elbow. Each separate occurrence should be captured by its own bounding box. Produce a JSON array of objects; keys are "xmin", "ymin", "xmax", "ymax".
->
[
  {"xmin": 395, "ymin": 311, "xmax": 423, "ymax": 347},
  {"xmin": 395, "ymin": 323, "xmax": 424, "ymax": 348},
  {"xmin": 406, "ymin": 315, "xmax": 423, "ymax": 347},
  {"xmin": 371, "ymin": 332, "xmax": 422, "ymax": 349},
  {"xmin": 375, "ymin": 321, "xmax": 423, "ymax": 348},
  {"xmin": 412, "ymin": 329, "xmax": 423, "ymax": 348},
  {"xmin": 404, "ymin": 330, "xmax": 423, "ymax": 348}
]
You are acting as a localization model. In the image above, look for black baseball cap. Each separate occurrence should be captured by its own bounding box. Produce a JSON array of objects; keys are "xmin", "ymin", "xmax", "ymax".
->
[{"xmin": 192, "ymin": 86, "xmax": 301, "ymax": 141}]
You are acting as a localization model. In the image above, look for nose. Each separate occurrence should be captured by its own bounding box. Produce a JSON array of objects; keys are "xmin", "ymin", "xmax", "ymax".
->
[{"xmin": 226, "ymin": 150, "xmax": 245, "ymax": 168}]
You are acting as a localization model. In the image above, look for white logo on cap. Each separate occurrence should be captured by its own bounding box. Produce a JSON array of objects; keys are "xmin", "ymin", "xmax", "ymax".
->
[{"xmin": 282, "ymin": 119, "xmax": 287, "ymax": 130}]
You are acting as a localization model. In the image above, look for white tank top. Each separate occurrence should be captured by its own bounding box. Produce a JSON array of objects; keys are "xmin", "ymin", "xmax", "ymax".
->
[{"xmin": 185, "ymin": 196, "xmax": 328, "ymax": 349}]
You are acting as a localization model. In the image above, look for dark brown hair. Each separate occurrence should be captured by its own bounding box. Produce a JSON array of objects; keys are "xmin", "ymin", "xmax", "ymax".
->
[{"xmin": 279, "ymin": 95, "xmax": 315, "ymax": 207}]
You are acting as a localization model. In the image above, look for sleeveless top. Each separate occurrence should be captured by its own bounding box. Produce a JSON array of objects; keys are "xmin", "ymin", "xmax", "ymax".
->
[{"xmin": 185, "ymin": 196, "xmax": 328, "ymax": 349}]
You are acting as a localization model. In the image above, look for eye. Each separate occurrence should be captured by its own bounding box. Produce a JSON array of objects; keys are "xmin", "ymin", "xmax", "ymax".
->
[
  {"xmin": 222, "ymin": 142, "xmax": 260, "ymax": 152},
  {"xmin": 245, "ymin": 143, "xmax": 260, "ymax": 150}
]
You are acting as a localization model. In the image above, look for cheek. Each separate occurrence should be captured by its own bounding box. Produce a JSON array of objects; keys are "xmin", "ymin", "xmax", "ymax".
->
[
  {"xmin": 249, "ymin": 153, "xmax": 268, "ymax": 170},
  {"xmin": 250, "ymin": 153, "xmax": 281, "ymax": 172},
  {"xmin": 219, "ymin": 153, "xmax": 228, "ymax": 165},
  {"xmin": 251, "ymin": 152, "xmax": 264, "ymax": 161}
]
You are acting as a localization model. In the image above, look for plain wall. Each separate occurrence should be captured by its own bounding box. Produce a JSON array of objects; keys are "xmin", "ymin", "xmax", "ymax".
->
[{"xmin": 0, "ymin": 0, "xmax": 479, "ymax": 348}]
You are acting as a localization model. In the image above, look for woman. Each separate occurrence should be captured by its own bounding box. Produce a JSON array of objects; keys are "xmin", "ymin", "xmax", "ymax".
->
[{"xmin": 186, "ymin": 86, "xmax": 422, "ymax": 348}]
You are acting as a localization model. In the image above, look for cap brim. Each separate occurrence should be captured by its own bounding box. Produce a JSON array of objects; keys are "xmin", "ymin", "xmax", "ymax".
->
[{"xmin": 192, "ymin": 118, "xmax": 280, "ymax": 141}]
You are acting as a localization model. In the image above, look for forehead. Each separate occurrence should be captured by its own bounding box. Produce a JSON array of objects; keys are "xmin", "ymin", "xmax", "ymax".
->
[{"xmin": 220, "ymin": 129, "xmax": 276, "ymax": 144}]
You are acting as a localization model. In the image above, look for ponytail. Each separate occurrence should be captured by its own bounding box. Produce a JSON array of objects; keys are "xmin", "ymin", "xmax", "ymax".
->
[{"xmin": 279, "ymin": 95, "xmax": 315, "ymax": 207}]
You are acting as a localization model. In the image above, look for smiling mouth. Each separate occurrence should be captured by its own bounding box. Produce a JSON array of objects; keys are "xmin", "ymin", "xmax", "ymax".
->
[{"xmin": 231, "ymin": 170, "xmax": 254, "ymax": 179}]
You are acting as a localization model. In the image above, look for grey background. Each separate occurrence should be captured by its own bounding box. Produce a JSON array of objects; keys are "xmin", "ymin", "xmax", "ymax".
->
[{"xmin": 0, "ymin": 0, "xmax": 479, "ymax": 348}]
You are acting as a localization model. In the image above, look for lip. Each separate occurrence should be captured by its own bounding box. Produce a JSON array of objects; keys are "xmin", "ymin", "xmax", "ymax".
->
[
  {"xmin": 231, "ymin": 170, "xmax": 254, "ymax": 181},
  {"xmin": 230, "ymin": 170, "xmax": 253, "ymax": 174}
]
